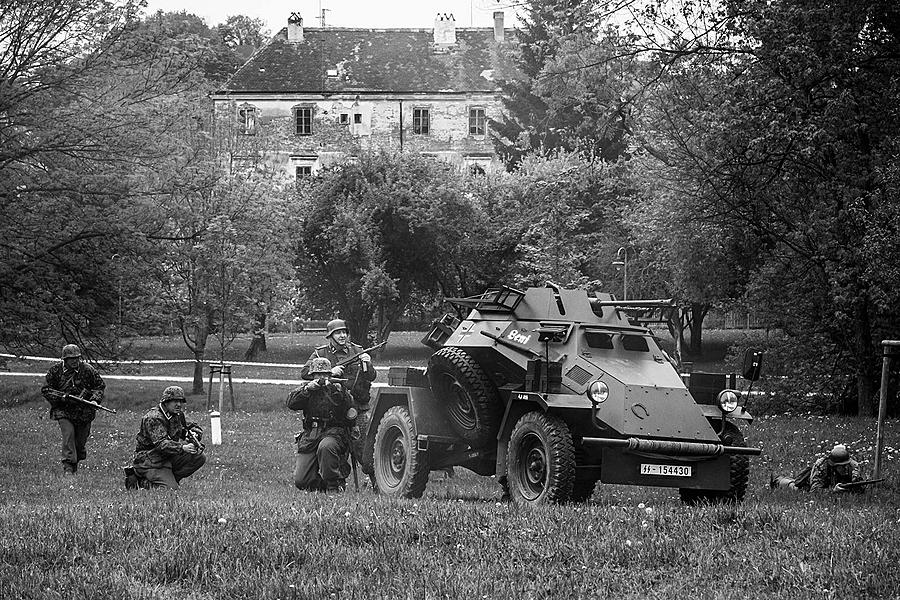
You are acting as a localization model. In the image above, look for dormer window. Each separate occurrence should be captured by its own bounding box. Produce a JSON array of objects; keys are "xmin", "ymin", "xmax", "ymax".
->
[{"xmin": 238, "ymin": 105, "xmax": 257, "ymax": 135}]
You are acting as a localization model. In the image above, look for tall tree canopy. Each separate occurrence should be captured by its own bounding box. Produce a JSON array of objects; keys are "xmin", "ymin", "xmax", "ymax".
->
[
  {"xmin": 612, "ymin": 0, "xmax": 900, "ymax": 413},
  {"xmin": 491, "ymin": 0, "xmax": 633, "ymax": 168}
]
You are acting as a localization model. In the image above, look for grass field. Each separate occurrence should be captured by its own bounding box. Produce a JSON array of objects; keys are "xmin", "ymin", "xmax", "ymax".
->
[
  {"xmin": 3, "ymin": 332, "xmax": 900, "ymax": 598},
  {"xmin": 1, "ymin": 409, "xmax": 899, "ymax": 599}
]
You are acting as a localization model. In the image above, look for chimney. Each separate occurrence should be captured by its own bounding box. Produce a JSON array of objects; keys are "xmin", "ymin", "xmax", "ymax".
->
[
  {"xmin": 493, "ymin": 11, "xmax": 505, "ymax": 42},
  {"xmin": 433, "ymin": 13, "xmax": 456, "ymax": 45},
  {"xmin": 288, "ymin": 13, "xmax": 304, "ymax": 42}
]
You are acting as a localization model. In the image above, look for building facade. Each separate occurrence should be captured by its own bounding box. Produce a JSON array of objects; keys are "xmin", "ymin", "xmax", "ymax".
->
[{"xmin": 211, "ymin": 12, "xmax": 511, "ymax": 179}]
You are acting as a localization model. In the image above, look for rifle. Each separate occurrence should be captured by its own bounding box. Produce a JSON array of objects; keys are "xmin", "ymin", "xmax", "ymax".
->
[
  {"xmin": 184, "ymin": 427, "xmax": 205, "ymax": 455},
  {"xmin": 333, "ymin": 341, "xmax": 387, "ymax": 368},
  {"xmin": 44, "ymin": 389, "xmax": 116, "ymax": 414},
  {"xmin": 835, "ymin": 478, "xmax": 884, "ymax": 491}
]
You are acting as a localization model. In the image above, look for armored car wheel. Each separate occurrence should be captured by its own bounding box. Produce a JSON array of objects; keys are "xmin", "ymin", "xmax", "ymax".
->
[
  {"xmin": 507, "ymin": 412, "xmax": 575, "ymax": 505},
  {"xmin": 373, "ymin": 406, "xmax": 430, "ymax": 498},
  {"xmin": 679, "ymin": 422, "xmax": 750, "ymax": 505},
  {"xmin": 428, "ymin": 347, "xmax": 502, "ymax": 447}
]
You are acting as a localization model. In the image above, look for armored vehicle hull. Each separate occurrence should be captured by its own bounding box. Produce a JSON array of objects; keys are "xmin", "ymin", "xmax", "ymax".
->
[{"xmin": 367, "ymin": 285, "xmax": 761, "ymax": 505}]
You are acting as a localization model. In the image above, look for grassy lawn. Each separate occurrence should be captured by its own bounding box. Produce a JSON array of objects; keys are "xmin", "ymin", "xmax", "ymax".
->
[
  {"xmin": 2, "ymin": 407, "xmax": 900, "ymax": 598},
  {"xmin": 4, "ymin": 331, "xmax": 900, "ymax": 598}
]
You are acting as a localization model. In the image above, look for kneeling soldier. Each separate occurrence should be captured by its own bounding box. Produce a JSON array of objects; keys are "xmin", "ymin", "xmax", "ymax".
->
[
  {"xmin": 287, "ymin": 357, "xmax": 357, "ymax": 492},
  {"xmin": 130, "ymin": 385, "xmax": 206, "ymax": 490}
]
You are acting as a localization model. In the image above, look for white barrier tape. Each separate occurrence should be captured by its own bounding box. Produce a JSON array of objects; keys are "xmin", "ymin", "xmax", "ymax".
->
[
  {"xmin": 0, "ymin": 353, "xmax": 389, "ymax": 370},
  {"xmin": 0, "ymin": 371, "xmax": 390, "ymax": 387}
]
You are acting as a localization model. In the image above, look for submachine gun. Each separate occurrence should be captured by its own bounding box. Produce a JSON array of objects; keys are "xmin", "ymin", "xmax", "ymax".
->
[
  {"xmin": 184, "ymin": 427, "xmax": 205, "ymax": 455},
  {"xmin": 333, "ymin": 341, "xmax": 387, "ymax": 369},
  {"xmin": 44, "ymin": 389, "xmax": 116, "ymax": 414}
]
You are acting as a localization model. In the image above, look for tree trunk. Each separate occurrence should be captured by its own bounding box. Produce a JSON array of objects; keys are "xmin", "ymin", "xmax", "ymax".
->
[
  {"xmin": 243, "ymin": 308, "xmax": 267, "ymax": 361},
  {"xmin": 853, "ymin": 296, "xmax": 877, "ymax": 417},
  {"xmin": 687, "ymin": 303, "xmax": 709, "ymax": 356},
  {"xmin": 191, "ymin": 326, "xmax": 209, "ymax": 395}
]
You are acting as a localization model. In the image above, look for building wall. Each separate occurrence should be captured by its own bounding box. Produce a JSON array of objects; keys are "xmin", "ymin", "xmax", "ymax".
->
[{"xmin": 212, "ymin": 93, "xmax": 501, "ymax": 178}]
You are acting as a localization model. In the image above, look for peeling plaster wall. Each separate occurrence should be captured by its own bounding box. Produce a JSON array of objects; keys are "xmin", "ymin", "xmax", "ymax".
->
[{"xmin": 213, "ymin": 93, "xmax": 501, "ymax": 178}]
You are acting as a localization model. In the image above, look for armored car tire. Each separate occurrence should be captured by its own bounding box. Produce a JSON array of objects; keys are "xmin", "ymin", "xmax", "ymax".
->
[
  {"xmin": 679, "ymin": 422, "xmax": 750, "ymax": 505},
  {"xmin": 507, "ymin": 411, "xmax": 576, "ymax": 504},
  {"xmin": 373, "ymin": 406, "xmax": 430, "ymax": 498},
  {"xmin": 427, "ymin": 347, "xmax": 503, "ymax": 447}
]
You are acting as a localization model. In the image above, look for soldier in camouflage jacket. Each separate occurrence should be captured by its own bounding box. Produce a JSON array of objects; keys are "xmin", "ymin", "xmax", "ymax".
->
[
  {"xmin": 41, "ymin": 344, "xmax": 106, "ymax": 475},
  {"xmin": 132, "ymin": 385, "xmax": 206, "ymax": 489}
]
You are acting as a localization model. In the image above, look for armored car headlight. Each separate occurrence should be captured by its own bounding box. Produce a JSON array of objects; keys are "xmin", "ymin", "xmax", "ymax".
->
[
  {"xmin": 717, "ymin": 390, "xmax": 739, "ymax": 413},
  {"xmin": 587, "ymin": 380, "xmax": 609, "ymax": 404}
]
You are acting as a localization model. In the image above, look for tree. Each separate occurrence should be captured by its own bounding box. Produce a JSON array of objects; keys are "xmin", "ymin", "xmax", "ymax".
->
[
  {"xmin": 613, "ymin": 0, "xmax": 900, "ymax": 414},
  {"xmin": 293, "ymin": 153, "xmax": 489, "ymax": 344},
  {"xmin": 0, "ymin": 0, "xmax": 212, "ymax": 356},
  {"xmin": 491, "ymin": 0, "xmax": 634, "ymax": 168}
]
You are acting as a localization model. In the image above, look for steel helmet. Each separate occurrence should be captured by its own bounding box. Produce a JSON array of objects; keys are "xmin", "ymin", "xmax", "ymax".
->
[
  {"xmin": 61, "ymin": 344, "xmax": 82, "ymax": 359},
  {"xmin": 308, "ymin": 357, "xmax": 333, "ymax": 375},
  {"xmin": 828, "ymin": 444, "xmax": 851, "ymax": 465},
  {"xmin": 325, "ymin": 319, "xmax": 348, "ymax": 338},
  {"xmin": 162, "ymin": 385, "xmax": 186, "ymax": 402}
]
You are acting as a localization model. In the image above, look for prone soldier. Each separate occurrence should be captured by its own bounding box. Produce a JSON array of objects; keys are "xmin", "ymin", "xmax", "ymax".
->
[
  {"xmin": 288, "ymin": 357, "xmax": 357, "ymax": 492},
  {"xmin": 41, "ymin": 344, "xmax": 106, "ymax": 476},
  {"xmin": 771, "ymin": 444, "xmax": 865, "ymax": 493}
]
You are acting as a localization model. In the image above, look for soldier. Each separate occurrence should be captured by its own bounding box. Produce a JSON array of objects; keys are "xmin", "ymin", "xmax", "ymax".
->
[
  {"xmin": 771, "ymin": 444, "xmax": 862, "ymax": 492},
  {"xmin": 301, "ymin": 319, "xmax": 376, "ymax": 479},
  {"xmin": 288, "ymin": 357, "xmax": 357, "ymax": 492},
  {"xmin": 129, "ymin": 385, "xmax": 206, "ymax": 490},
  {"xmin": 41, "ymin": 344, "xmax": 106, "ymax": 476}
]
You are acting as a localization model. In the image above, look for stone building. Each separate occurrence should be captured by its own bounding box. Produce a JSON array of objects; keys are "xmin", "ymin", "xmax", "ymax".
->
[{"xmin": 211, "ymin": 12, "xmax": 511, "ymax": 180}]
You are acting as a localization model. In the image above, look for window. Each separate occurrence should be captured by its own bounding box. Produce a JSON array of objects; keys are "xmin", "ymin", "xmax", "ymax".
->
[
  {"xmin": 463, "ymin": 156, "xmax": 491, "ymax": 176},
  {"xmin": 413, "ymin": 107, "xmax": 430, "ymax": 134},
  {"xmin": 294, "ymin": 106, "xmax": 313, "ymax": 135},
  {"xmin": 339, "ymin": 113, "xmax": 349, "ymax": 125},
  {"xmin": 238, "ymin": 105, "xmax": 256, "ymax": 135},
  {"xmin": 353, "ymin": 113, "xmax": 362, "ymax": 124},
  {"xmin": 468, "ymin": 107, "xmax": 486, "ymax": 136},
  {"xmin": 295, "ymin": 165, "xmax": 312, "ymax": 179}
]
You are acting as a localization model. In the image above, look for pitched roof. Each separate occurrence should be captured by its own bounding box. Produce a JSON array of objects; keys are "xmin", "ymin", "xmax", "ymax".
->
[{"xmin": 217, "ymin": 27, "xmax": 509, "ymax": 95}]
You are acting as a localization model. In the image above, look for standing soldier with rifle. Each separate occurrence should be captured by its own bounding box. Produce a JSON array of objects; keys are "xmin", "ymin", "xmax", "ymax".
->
[
  {"xmin": 301, "ymin": 319, "xmax": 381, "ymax": 486},
  {"xmin": 41, "ymin": 344, "xmax": 107, "ymax": 476}
]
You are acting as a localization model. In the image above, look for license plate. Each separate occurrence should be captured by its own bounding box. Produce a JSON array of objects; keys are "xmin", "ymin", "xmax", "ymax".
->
[{"xmin": 640, "ymin": 464, "xmax": 692, "ymax": 477}]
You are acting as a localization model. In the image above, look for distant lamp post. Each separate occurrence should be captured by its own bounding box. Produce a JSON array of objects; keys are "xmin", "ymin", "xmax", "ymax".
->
[
  {"xmin": 612, "ymin": 246, "xmax": 629, "ymax": 301},
  {"xmin": 110, "ymin": 253, "xmax": 124, "ymax": 353}
]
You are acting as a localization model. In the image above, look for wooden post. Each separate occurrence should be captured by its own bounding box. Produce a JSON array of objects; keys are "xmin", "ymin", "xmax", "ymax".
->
[
  {"xmin": 206, "ymin": 366, "xmax": 215, "ymax": 411},
  {"xmin": 226, "ymin": 365, "xmax": 236, "ymax": 410},
  {"xmin": 875, "ymin": 340, "xmax": 900, "ymax": 479},
  {"xmin": 217, "ymin": 363, "xmax": 226, "ymax": 414}
]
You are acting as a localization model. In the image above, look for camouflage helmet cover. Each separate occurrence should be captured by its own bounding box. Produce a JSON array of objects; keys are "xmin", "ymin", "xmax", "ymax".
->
[
  {"xmin": 828, "ymin": 444, "xmax": 851, "ymax": 465},
  {"xmin": 61, "ymin": 344, "xmax": 82, "ymax": 359},
  {"xmin": 325, "ymin": 319, "xmax": 348, "ymax": 338},
  {"xmin": 308, "ymin": 357, "xmax": 333, "ymax": 375},
  {"xmin": 162, "ymin": 385, "xmax": 187, "ymax": 402}
]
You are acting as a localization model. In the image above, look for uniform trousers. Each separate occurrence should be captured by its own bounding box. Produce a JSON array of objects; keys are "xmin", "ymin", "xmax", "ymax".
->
[
  {"xmin": 136, "ymin": 453, "xmax": 207, "ymax": 490},
  {"xmin": 58, "ymin": 418, "xmax": 92, "ymax": 472},
  {"xmin": 294, "ymin": 435, "xmax": 349, "ymax": 491}
]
